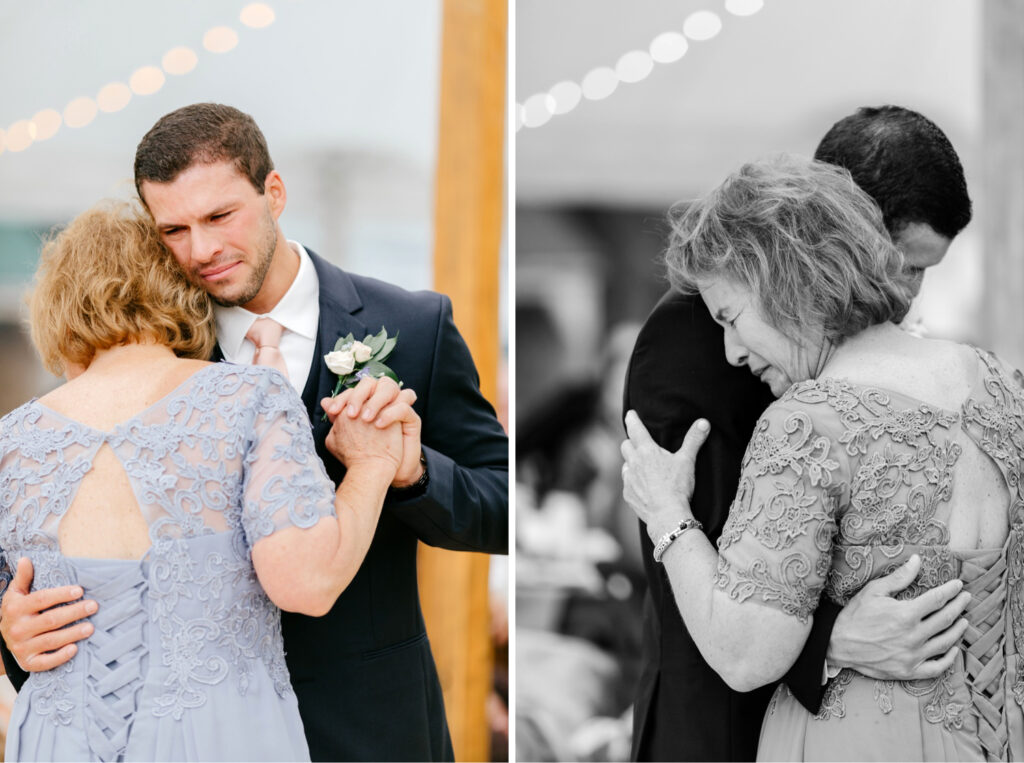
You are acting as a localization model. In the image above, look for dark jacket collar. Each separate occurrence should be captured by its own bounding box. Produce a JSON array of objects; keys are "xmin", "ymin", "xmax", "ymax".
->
[{"xmin": 304, "ymin": 248, "xmax": 369, "ymax": 437}]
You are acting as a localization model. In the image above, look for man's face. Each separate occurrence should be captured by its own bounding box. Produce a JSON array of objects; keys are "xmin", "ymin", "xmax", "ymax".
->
[
  {"xmin": 893, "ymin": 222, "xmax": 951, "ymax": 297},
  {"xmin": 141, "ymin": 160, "xmax": 281, "ymax": 308}
]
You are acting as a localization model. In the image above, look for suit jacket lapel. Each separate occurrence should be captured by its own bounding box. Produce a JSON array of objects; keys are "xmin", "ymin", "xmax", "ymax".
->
[{"xmin": 306, "ymin": 249, "xmax": 368, "ymax": 443}]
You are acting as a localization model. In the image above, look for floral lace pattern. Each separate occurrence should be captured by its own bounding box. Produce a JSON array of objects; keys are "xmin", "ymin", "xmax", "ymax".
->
[
  {"xmin": 0, "ymin": 364, "xmax": 336, "ymax": 733},
  {"xmin": 716, "ymin": 347, "xmax": 1024, "ymax": 737}
]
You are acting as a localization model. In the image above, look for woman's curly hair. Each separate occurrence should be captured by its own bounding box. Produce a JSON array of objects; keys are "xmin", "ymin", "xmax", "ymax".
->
[
  {"xmin": 28, "ymin": 200, "xmax": 215, "ymax": 375},
  {"xmin": 665, "ymin": 155, "xmax": 912, "ymax": 343}
]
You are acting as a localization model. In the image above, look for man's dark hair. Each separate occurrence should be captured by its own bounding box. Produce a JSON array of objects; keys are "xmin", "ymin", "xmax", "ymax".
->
[
  {"xmin": 814, "ymin": 105, "xmax": 972, "ymax": 240},
  {"xmin": 134, "ymin": 103, "xmax": 273, "ymax": 199}
]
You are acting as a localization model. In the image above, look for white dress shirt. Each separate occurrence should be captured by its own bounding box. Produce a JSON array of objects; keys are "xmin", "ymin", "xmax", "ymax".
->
[{"xmin": 214, "ymin": 241, "xmax": 320, "ymax": 395}]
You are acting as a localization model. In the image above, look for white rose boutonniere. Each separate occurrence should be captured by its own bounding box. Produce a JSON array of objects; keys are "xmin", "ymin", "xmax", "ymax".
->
[
  {"xmin": 321, "ymin": 327, "xmax": 401, "ymax": 420},
  {"xmin": 351, "ymin": 341, "xmax": 373, "ymax": 363},
  {"xmin": 324, "ymin": 349, "xmax": 356, "ymax": 375}
]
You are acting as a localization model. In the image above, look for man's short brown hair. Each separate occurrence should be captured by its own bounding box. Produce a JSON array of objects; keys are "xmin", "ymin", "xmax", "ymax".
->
[{"xmin": 134, "ymin": 103, "xmax": 274, "ymax": 199}]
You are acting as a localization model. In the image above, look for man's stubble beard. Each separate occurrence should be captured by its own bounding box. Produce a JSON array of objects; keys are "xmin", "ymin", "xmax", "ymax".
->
[{"xmin": 208, "ymin": 205, "xmax": 278, "ymax": 308}]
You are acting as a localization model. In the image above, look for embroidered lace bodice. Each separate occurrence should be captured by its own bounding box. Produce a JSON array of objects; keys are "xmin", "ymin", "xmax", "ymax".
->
[
  {"xmin": 716, "ymin": 347, "xmax": 1024, "ymax": 760},
  {"xmin": 0, "ymin": 362, "xmax": 335, "ymax": 761}
]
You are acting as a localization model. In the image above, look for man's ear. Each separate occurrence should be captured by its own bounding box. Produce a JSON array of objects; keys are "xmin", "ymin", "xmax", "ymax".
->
[{"xmin": 265, "ymin": 171, "xmax": 287, "ymax": 220}]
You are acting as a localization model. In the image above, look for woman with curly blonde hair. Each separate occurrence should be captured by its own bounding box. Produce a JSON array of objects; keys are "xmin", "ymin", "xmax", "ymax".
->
[
  {"xmin": 623, "ymin": 156, "xmax": 1024, "ymax": 761},
  {"xmin": 0, "ymin": 201, "xmax": 404, "ymax": 761}
]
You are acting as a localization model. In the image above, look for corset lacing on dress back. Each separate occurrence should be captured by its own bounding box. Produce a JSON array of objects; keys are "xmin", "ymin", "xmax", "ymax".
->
[
  {"xmin": 0, "ymin": 363, "xmax": 334, "ymax": 761},
  {"xmin": 77, "ymin": 559, "xmax": 149, "ymax": 762},
  {"xmin": 961, "ymin": 544, "xmax": 1011, "ymax": 761}
]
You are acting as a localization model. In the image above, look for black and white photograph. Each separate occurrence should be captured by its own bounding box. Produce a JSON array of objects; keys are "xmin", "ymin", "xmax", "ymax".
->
[{"xmin": 515, "ymin": 1, "xmax": 1024, "ymax": 761}]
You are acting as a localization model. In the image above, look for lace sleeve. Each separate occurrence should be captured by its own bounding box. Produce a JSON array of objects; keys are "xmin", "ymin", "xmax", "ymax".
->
[
  {"xmin": 240, "ymin": 369, "xmax": 336, "ymax": 548},
  {"xmin": 714, "ymin": 400, "xmax": 848, "ymax": 623}
]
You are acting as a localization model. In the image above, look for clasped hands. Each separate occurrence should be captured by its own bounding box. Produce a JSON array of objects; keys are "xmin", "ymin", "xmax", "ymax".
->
[
  {"xmin": 321, "ymin": 376, "xmax": 425, "ymax": 488},
  {"xmin": 0, "ymin": 376, "xmax": 424, "ymax": 676}
]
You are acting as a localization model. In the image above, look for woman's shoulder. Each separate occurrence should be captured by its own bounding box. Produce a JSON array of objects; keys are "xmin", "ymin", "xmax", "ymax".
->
[
  {"xmin": 0, "ymin": 398, "xmax": 43, "ymax": 437},
  {"xmin": 970, "ymin": 345, "xmax": 1024, "ymax": 393},
  {"xmin": 200, "ymin": 361, "xmax": 292, "ymax": 393},
  {"xmin": 768, "ymin": 377, "xmax": 864, "ymax": 422},
  {"xmin": 205, "ymin": 362, "xmax": 308, "ymax": 422}
]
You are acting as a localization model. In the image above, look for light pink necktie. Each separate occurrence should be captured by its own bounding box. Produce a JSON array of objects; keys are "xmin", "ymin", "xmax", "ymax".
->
[{"xmin": 246, "ymin": 317, "xmax": 290, "ymax": 380}]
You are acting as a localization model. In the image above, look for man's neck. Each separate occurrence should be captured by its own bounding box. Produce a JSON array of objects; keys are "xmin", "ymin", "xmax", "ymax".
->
[{"xmin": 243, "ymin": 237, "xmax": 300, "ymax": 315}]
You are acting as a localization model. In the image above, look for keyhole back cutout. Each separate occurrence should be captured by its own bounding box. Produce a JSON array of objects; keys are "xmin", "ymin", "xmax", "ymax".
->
[
  {"xmin": 59, "ymin": 444, "xmax": 152, "ymax": 561},
  {"xmin": 946, "ymin": 434, "xmax": 1012, "ymax": 551}
]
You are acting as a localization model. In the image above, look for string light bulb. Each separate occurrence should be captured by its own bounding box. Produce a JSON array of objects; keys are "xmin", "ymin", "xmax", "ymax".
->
[
  {"xmin": 1, "ymin": 7, "xmax": 280, "ymax": 158},
  {"xmin": 518, "ymin": 3, "xmax": 765, "ymax": 130}
]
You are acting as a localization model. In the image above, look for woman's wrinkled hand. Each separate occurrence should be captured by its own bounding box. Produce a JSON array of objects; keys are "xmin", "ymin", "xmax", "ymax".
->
[
  {"xmin": 324, "ymin": 389, "xmax": 404, "ymax": 478},
  {"xmin": 322, "ymin": 377, "xmax": 422, "ymax": 487},
  {"xmin": 620, "ymin": 411, "xmax": 710, "ymax": 541}
]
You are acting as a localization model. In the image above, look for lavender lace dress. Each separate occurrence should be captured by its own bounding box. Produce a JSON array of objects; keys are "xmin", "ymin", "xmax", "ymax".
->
[
  {"xmin": 716, "ymin": 348, "xmax": 1024, "ymax": 761},
  {"xmin": 0, "ymin": 363, "xmax": 336, "ymax": 761}
]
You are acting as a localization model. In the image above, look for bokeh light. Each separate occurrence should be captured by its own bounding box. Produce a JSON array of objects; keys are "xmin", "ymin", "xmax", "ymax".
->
[
  {"xmin": 240, "ymin": 3, "xmax": 275, "ymax": 28},
  {"xmin": 581, "ymin": 67, "xmax": 618, "ymax": 101},
  {"xmin": 649, "ymin": 32, "xmax": 689, "ymax": 63},
  {"xmin": 204, "ymin": 26, "xmax": 239, "ymax": 53},
  {"xmin": 97, "ymin": 82, "xmax": 132, "ymax": 112},
  {"xmin": 616, "ymin": 50, "xmax": 655, "ymax": 83},
  {"xmin": 725, "ymin": 0, "xmax": 764, "ymax": 16},
  {"xmin": 30, "ymin": 109, "xmax": 62, "ymax": 142},
  {"xmin": 5, "ymin": 121, "xmax": 34, "ymax": 152},
  {"xmin": 130, "ymin": 66, "xmax": 165, "ymax": 95},
  {"xmin": 523, "ymin": 93, "xmax": 556, "ymax": 129},
  {"xmin": 549, "ymin": 81, "xmax": 583, "ymax": 115},
  {"xmin": 683, "ymin": 11, "xmax": 723, "ymax": 41},
  {"xmin": 64, "ymin": 97, "xmax": 98, "ymax": 128},
  {"xmin": 163, "ymin": 47, "xmax": 198, "ymax": 75}
]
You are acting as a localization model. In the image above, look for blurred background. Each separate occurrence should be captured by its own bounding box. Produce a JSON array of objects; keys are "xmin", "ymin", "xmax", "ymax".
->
[
  {"xmin": 0, "ymin": 2, "xmax": 508, "ymax": 760},
  {"xmin": 514, "ymin": 0, "xmax": 1024, "ymax": 759}
]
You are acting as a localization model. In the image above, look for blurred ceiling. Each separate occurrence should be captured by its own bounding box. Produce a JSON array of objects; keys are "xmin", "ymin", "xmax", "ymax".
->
[
  {"xmin": 516, "ymin": 0, "xmax": 979, "ymax": 206},
  {"xmin": 0, "ymin": 1, "xmax": 441, "ymax": 224}
]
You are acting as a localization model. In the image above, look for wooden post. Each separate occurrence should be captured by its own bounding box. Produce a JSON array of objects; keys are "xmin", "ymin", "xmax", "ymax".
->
[
  {"xmin": 981, "ymin": 0, "xmax": 1024, "ymax": 369},
  {"xmin": 419, "ymin": 0, "xmax": 506, "ymax": 761}
]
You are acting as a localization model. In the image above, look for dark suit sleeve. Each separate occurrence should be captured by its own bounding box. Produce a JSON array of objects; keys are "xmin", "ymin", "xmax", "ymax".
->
[
  {"xmin": 0, "ymin": 636, "xmax": 27, "ymax": 691},
  {"xmin": 389, "ymin": 296, "xmax": 508, "ymax": 554},
  {"xmin": 627, "ymin": 292, "xmax": 838, "ymax": 713},
  {"xmin": 0, "ymin": 552, "xmax": 26, "ymax": 689},
  {"xmin": 781, "ymin": 597, "xmax": 841, "ymax": 713}
]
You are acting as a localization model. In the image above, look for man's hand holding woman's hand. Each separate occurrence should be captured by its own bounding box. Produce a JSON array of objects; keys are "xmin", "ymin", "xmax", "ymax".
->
[{"xmin": 321, "ymin": 377, "xmax": 423, "ymax": 486}]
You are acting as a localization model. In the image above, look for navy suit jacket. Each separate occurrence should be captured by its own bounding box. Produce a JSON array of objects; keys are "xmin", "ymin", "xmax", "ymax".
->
[
  {"xmin": 624, "ymin": 291, "xmax": 839, "ymax": 762},
  {"xmin": 1, "ymin": 250, "xmax": 509, "ymax": 763},
  {"xmin": 269, "ymin": 250, "xmax": 508, "ymax": 762}
]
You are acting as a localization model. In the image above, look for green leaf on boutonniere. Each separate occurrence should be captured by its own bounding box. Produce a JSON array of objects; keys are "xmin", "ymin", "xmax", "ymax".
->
[
  {"xmin": 333, "ymin": 333, "xmax": 355, "ymax": 352},
  {"xmin": 361, "ymin": 360, "xmax": 400, "ymax": 384},
  {"xmin": 364, "ymin": 328, "xmax": 387, "ymax": 355},
  {"xmin": 376, "ymin": 335, "xmax": 398, "ymax": 362}
]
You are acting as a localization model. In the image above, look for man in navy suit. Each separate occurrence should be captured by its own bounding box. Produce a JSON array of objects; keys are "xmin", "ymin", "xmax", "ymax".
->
[
  {"xmin": 0, "ymin": 103, "xmax": 508, "ymax": 762},
  {"xmin": 625, "ymin": 105, "xmax": 974, "ymax": 761}
]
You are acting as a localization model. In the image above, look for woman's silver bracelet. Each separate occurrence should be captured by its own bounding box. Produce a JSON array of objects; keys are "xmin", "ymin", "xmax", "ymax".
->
[{"xmin": 652, "ymin": 517, "xmax": 704, "ymax": 562}]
